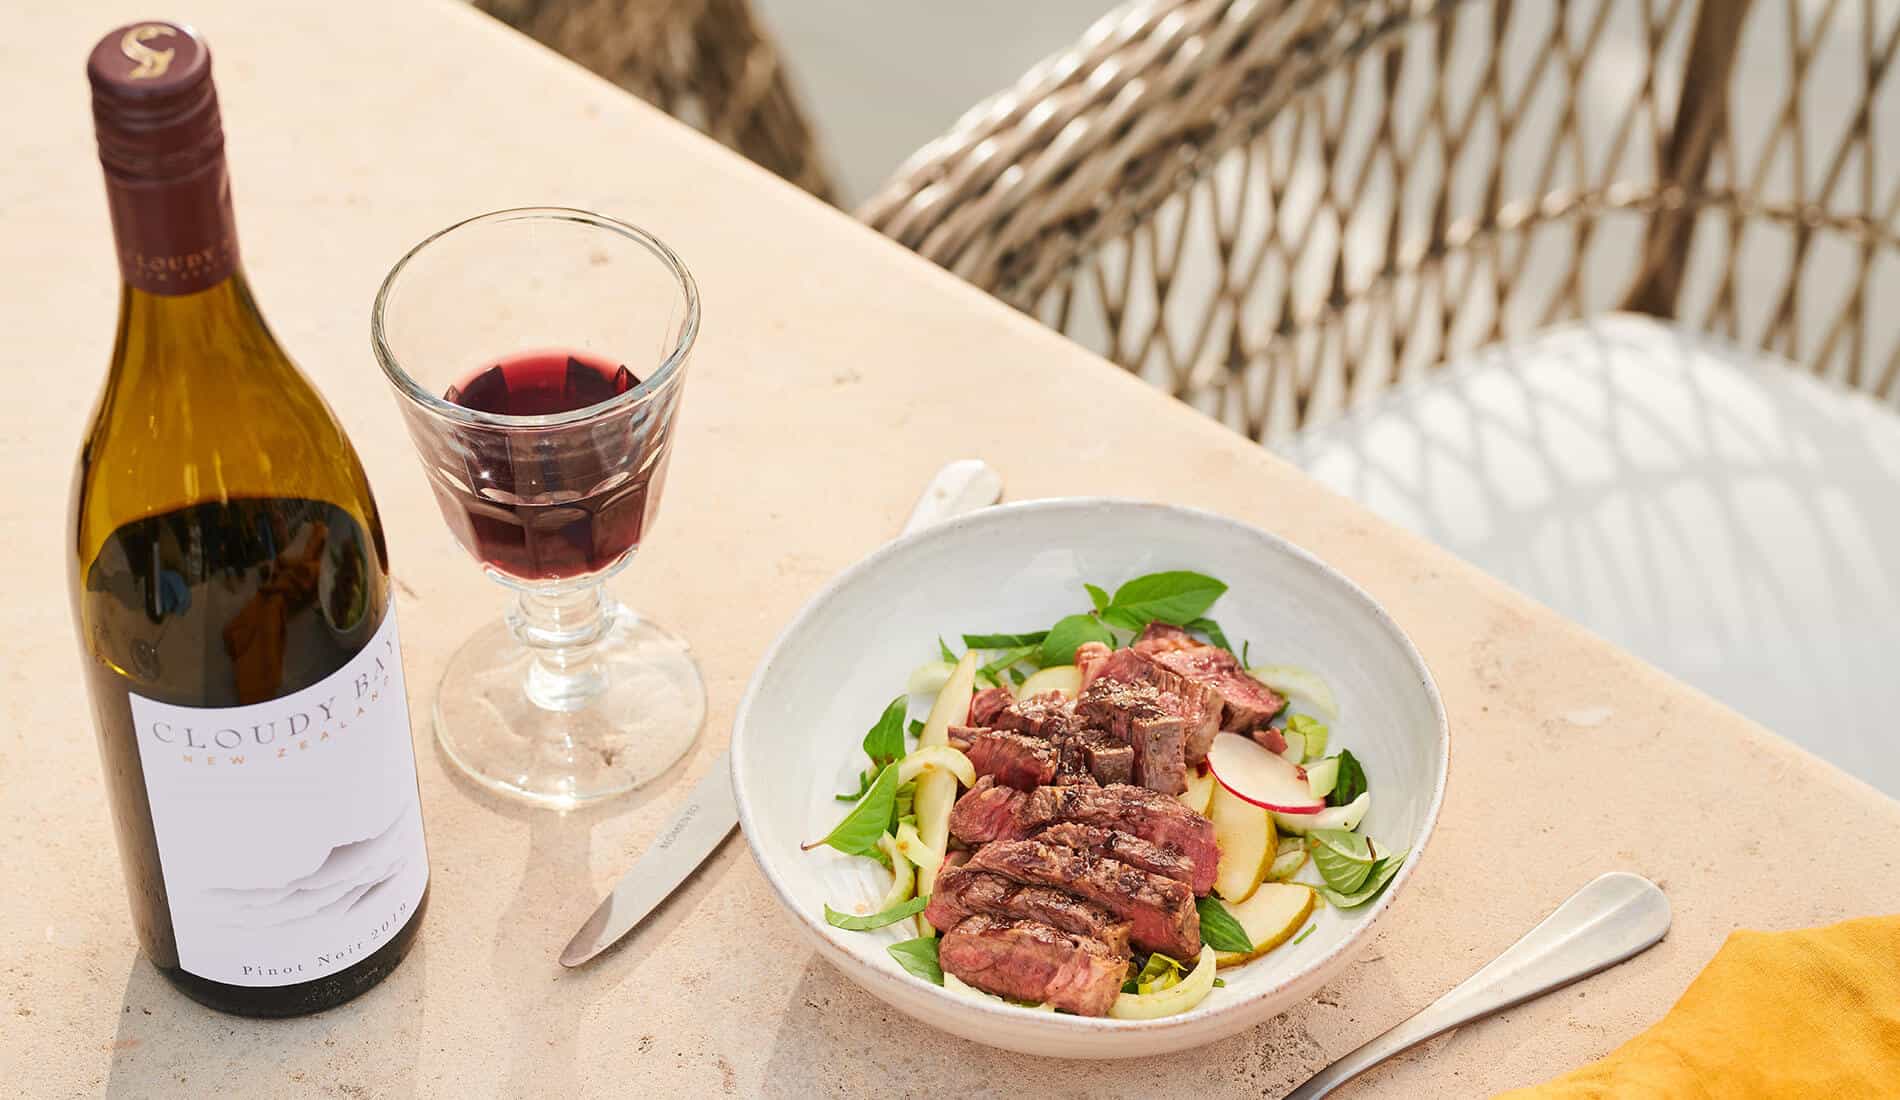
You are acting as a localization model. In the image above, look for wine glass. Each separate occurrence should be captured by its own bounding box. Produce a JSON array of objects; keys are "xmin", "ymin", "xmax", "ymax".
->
[{"xmin": 371, "ymin": 207, "xmax": 704, "ymax": 808}]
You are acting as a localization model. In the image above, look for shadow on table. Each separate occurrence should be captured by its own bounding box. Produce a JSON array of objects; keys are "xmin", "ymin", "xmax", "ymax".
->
[
  {"xmin": 104, "ymin": 939, "xmax": 428, "ymax": 1098},
  {"xmin": 754, "ymin": 953, "xmax": 1342, "ymax": 1098},
  {"xmin": 435, "ymin": 736, "xmax": 732, "ymax": 1098}
]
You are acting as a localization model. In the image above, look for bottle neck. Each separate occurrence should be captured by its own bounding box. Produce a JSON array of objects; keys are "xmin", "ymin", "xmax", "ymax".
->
[{"xmin": 103, "ymin": 152, "xmax": 239, "ymax": 297}]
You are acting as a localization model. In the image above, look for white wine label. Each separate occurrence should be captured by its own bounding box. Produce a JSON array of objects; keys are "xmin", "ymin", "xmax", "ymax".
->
[{"xmin": 129, "ymin": 611, "xmax": 429, "ymax": 987}]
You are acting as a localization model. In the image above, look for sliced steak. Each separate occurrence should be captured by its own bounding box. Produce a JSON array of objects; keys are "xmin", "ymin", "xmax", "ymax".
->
[
  {"xmin": 1019, "ymin": 784, "xmax": 1218, "ymax": 881},
  {"xmin": 1081, "ymin": 650, "xmax": 1224, "ymax": 769},
  {"xmin": 949, "ymin": 776, "xmax": 1030, "ymax": 844},
  {"xmin": 1145, "ymin": 644, "xmax": 1287, "ymax": 733},
  {"xmin": 992, "ymin": 691, "xmax": 1074, "ymax": 739},
  {"xmin": 950, "ymin": 726, "xmax": 1059, "ymax": 790},
  {"xmin": 968, "ymin": 838, "xmax": 1201, "ymax": 958},
  {"xmin": 1037, "ymin": 822, "xmax": 1213, "ymax": 896},
  {"xmin": 1076, "ymin": 678, "xmax": 1189, "ymax": 793},
  {"xmin": 1074, "ymin": 641, "xmax": 1114, "ymax": 689},
  {"xmin": 1133, "ymin": 621, "xmax": 1202, "ymax": 654},
  {"xmin": 969, "ymin": 685, "xmax": 1015, "ymax": 727},
  {"xmin": 1073, "ymin": 727, "xmax": 1134, "ymax": 785},
  {"xmin": 925, "ymin": 867, "xmax": 1130, "ymax": 953},
  {"xmin": 938, "ymin": 915, "xmax": 1128, "ymax": 1017}
]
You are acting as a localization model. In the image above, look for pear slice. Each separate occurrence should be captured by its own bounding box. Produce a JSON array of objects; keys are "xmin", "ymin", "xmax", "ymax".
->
[
  {"xmin": 1215, "ymin": 882, "xmax": 1317, "ymax": 966},
  {"xmin": 1178, "ymin": 768, "xmax": 1216, "ymax": 816},
  {"xmin": 1017, "ymin": 664, "xmax": 1081, "ymax": 700},
  {"xmin": 1209, "ymin": 778, "xmax": 1276, "ymax": 902}
]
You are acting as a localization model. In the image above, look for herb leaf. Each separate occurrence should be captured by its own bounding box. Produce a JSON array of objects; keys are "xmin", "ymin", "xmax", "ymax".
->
[
  {"xmin": 1099, "ymin": 606, "xmax": 1149, "ymax": 633},
  {"xmin": 907, "ymin": 718, "xmax": 925, "ymax": 739},
  {"xmin": 834, "ymin": 770, "xmax": 874, "ymax": 802},
  {"xmin": 1316, "ymin": 850, "xmax": 1407, "ymax": 909},
  {"xmin": 1331, "ymin": 750, "xmax": 1368, "ymax": 806},
  {"xmin": 1041, "ymin": 612, "xmax": 1115, "ymax": 665},
  {"xmin": 887, "ymin": 936, "xmax": 943, "ymax": 984},
  {"xmin": 963, "ymin": 631, "xmax": 1049, "ymax": 649},
  {"xmin": 1291, "ymin": 924, "xmax": 1315, "ymax": 946},
  {"xmin": 938, "ymin": 637, "xmax": 958, "ymax": 663},
  {"xmin": 1196, "ymin": 896, "xmax": 1255, "ymax": 954},
  {"xmin": 980, "ymin": 644, "xmax": 1040, "ymax": 681},
  {"xmin": 1308, "ymin": 828, "xmax": 1376, "ymax": 893},
  {"xmin": 862, "ymin": 696, "xmax": 909, "ymax": 769},
  {"xmin": 1188, "ymin": 617, "xmax": 1234, "ymax": 653},
  {"xmin": 1108, "ymin": 571, "xmax": 1228, "ymax": 627},
  {"xmin": 809, "ymin": 764, "xmax": 899, "ymax": 858},
  {"xmin": 1084, "ymin": 583, "xmax": 1112, "ymax": 613},
  {"xmin": 825, "ymin": 896, "xmax": 929, "ymax": 931}
]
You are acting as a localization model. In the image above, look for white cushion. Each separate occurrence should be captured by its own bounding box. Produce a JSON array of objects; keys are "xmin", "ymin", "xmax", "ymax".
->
[{"xmin": 1285, "ymin": 314, "xmax": 1900, "ymax": 796}]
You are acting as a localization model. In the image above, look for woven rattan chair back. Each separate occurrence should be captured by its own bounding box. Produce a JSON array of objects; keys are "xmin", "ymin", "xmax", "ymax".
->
[
  {"xmin": 863, "ymin": 0, "xmax": 1899, "ymax": 442},
  {"xmin": 475, "ymin": 0, "xmax": 834, "ymax": 201}
]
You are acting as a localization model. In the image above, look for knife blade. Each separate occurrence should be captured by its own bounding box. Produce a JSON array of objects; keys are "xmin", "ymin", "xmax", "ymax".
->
[
  {"xmin": 559, "ymin": 755, "xmax": 737, "ymax": 966},
  {"xmin": 559, "ymin": 459, "xmax": 1003, "ymax": 967}
]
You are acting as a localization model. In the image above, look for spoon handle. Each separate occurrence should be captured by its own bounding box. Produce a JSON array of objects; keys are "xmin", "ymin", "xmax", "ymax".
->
[{"xmin": 1285, "ymin": 872, "xmax": 1671, "ymax": 1099}]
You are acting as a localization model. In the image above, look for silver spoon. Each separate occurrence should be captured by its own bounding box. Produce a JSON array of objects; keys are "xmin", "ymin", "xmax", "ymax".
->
[{"xmin": 1285, "ymin": 872, "xmax": 1671, "ymax": 1098}]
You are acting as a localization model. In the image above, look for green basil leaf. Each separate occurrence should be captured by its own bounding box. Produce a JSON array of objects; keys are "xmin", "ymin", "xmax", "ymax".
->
[
  {"xmin": 1099, "ymin": 606, "xmax": 1149, "ymax": 633},
  {"xmin": 938, "ymin": 636, "xmax": 958, "ymax": 663},
  {"xmin": 980, "ymin": 644, "xmax": 1040, "ymax": 681},
  {"xmin": 962, "ymin": 631, "xmax": 1049, "ymax": 649},
  {"xmin": 809, "ymin": 765, "xmax": 899, "ymax": 858},
  {"xmin": 906, "ymin": 718, "xmax": 925, "ymax": 739},
  {"xmin": 1188, "ymin": 616, "xmax": 1234, "ymax": 653},
  {"xmin": 825, "ymin": 896, "xmax": 929, "ymax": 931},
  {"xmin": 1316, "ymin": 849, "xmax": 1407, "ymax": 909},
  {"xmin": 1041, "ymin": 612, "xmax": 1115, "ymax": 665},
  {"xmin": 1085, "ymin": 583, "xmax": 1112, "ymax": 613},
  {"xmin": 1308, "ymin": 828, "xmax": 1375, "ymax": 893},
  {"xmin": 1331, "ymin": 749, "xmax": 1368, "ymax": 806},
  {"xmin": 834, "ymin": 770, "xmax": 873, "ymax": 802},
  {"xmin": 1007, "ymin": 667, "xmax": 1028, "ymax": 686},
  {"xmin": 887, "ymin": 936, "xmax": 943, "ymax": 985},
  {"xmin": 1108, "ymin": 571, "xmax": 1228, "ymax": 626},
  {"xmin": 862, "ymin": 696, "xmax": 909, "ymax": 769},
  {"xmin": 1196, "ymin": 895, "xmax": 1254, "ymax": 954}
]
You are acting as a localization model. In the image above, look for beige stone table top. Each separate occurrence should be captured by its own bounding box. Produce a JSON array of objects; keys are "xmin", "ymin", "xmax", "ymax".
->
[{"xmin": 6, "ymin": 2, "xmax": 1897, "ymax": 1096}]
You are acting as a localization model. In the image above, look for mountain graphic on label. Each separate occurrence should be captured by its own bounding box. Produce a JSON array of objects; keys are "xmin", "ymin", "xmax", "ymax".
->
[{"xmin": 204, "ymin": 808, "xmax": 419, "ymax": 929}]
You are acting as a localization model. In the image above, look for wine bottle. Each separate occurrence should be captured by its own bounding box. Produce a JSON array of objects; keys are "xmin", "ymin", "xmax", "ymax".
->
[{"xmin": 69, "ymin": 21, "xmax": 428, "ymax": 1016}]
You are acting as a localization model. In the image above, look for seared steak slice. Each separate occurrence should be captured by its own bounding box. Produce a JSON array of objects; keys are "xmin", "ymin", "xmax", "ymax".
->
[
  {"xmin": 1076, "ymin": 678, "xmax": 1188, "ymax": 793},
  {"xmin": 1133, "ymin": 622, "xmax": 1202, "ymax": 654},
  {"xmin": 1020, "ymin": 784, "xmax": 1218, "ymax": 881},
  {"xmin": 1073, "ymin": 727, "xmax": 1134, "ymax": 785},
  {"xmin": 968, "ymin": 838, "xmax": 1201, "ymax": 958},
  {"xmin": 950, "ymin": 726, "xmax": 1059, "ymax": 790},
  {"xmin": 926, "ymin": 867, "xmax": 1130, "ymax": 952},
  {"xmin": 1074, "ymin": 641, "xmax": 1114, "ymax": 689},
  {"xmin": 992, "ymin": 691, "xmax": 1074, "ymax": 738},
  {"xmin": 1081, "ymin": 650, "xmax": 1224, "ymax": 770},
  {"xmin": 1145, "ymin": 644, "xmax": 1287, "ymax": 733},
  {"xmin": 949, "ymin": 776, "xmax": 1030, "ymax": 844},
  {"xmin": 969, "ymin": 685, "xmax": 1015, "ymax": 727},
  {"xmin": 938, "ymin": 915, "xmax": 1128, "ymax": 1017},
  {"xmin": 1036, "ymin": 822, "xmax": 1213, "ymax": 896}
]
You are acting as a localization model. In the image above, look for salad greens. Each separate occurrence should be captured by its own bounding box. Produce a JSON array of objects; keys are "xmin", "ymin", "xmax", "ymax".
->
[
  {"xmin": 1330, "ymin": 749, "xmax": 1368, "ymax": 807},
  {"xmin": 1316, "ymin": 849, "xmax": 1408, "ymax": 909},
  {"xmin": 825, "ymin": 897, "xmax": 930, "ymax": 931},
  {"xmin": 1308, "ymin": 828, "xmax": 1376, "ymax": 894},
  {"xmin": 887, "ymin": 936, "xmax": 944, "ymax": 985},
  {"xmin": 835, "ymin": 696, "xmax": 910, "ymax": 801},
  {"xmin": 808, "ymin": 764, "xmax": 899, "ymax": 862},
  {"xmin": 1195, "ymin": 896, "xmax": 1255, "ymax": 954}
]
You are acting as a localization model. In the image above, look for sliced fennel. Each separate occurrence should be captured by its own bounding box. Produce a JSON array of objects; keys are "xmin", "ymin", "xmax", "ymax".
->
[
  {"xmin": 876, "ymin": 833, "xmax": 914, "ymax": 911},
  {"xmin": 1265, "ymin": 846, "xmax": 1309, "ymax": 882},
  {"xmin": 1247, "ymin": 664, "xmax": 1338, "ymax": 720},
  {"xmin": 896, "ymin": 745, "xmax": 976, "ymax": 788},
  {"xmin": 1304, "ymin": 756, "xmax": 1341, "ymax": 800},
  {"xmin": 906, "ymin": 659, "xmax": 956, "ymax": 696},
  {"xmin": 1108, "ymin": 945, "xmax": 1217, "ymax": 1019},
  {"xmin": 1273, "ymin": 791, "xmax": 1370, "ymax": 835}
]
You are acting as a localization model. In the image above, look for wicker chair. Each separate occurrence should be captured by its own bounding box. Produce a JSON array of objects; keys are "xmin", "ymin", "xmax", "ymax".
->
[
  {"xmin": 474, "ymin": 0, "xmax": 835, "ymax": 201},
  {"xmin": 861, "ymin": 0, "xmax": 1900, "ymax": 443}
]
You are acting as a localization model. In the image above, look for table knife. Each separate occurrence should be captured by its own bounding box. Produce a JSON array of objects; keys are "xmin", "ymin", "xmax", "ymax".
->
[{"xmin": 559, "ymin": 459, "xmax": 1004, "ymax": 967}]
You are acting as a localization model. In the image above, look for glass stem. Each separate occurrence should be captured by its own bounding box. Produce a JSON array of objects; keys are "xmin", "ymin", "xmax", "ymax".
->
[{"xmin": 510, "ymin": 582, "xmax": 614, "ymax": 713}]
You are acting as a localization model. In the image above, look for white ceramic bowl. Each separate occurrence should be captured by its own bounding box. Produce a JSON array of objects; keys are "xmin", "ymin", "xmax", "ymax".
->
[{"xmin": 731, "ymin": 500, "xmax": 1448, "ymax": 1058}]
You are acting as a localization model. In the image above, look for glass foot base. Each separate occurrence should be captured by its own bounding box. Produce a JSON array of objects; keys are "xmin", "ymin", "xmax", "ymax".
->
[{"xmin": 432, "ymin": 604, "xmax": 705, "ymax": 809}]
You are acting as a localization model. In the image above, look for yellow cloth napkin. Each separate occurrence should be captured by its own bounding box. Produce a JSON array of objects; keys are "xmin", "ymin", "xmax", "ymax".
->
[{"xmin": 1498, "ymin": 915, "xmax": 1900, "ymax": 1099}]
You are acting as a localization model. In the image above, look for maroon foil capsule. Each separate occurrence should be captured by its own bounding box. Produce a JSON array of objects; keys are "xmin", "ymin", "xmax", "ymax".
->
[{"xmin": 88, "ymin": 21, "xmax": 238, "ymax": 295}]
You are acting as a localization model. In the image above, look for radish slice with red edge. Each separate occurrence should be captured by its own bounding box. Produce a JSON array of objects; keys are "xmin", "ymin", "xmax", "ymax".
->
[{"xmin": 1205, "ymin": 732, "xmax": 1326, "ymax": 814}]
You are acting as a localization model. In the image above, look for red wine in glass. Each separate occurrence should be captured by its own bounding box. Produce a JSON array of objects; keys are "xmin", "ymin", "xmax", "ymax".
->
[{"xmin": 439, "ymin": 349, "xmax": 663, "ymax": 581}]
